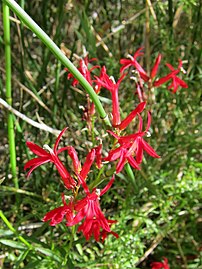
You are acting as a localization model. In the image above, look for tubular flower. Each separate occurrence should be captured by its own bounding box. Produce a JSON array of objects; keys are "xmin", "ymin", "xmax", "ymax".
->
[
  {"xmin": 150, "ymin": 257, "xmax": 170, "ymax": 269},
  {"xmin": 65, "ymin": 56, "xmax": 99, "ymax": 86},
  {"xmin": 120, "ymin": 47, "xmax": 149, "ymax": 81},
  {"xmin": 43, "ymin": 193, "xmax": 74, "ymax": 226},
  {"xmin": 24, "ymin": 128, "xmax": 76, "ymax": 189},
  {"xmin": 68, "ymin": 176, "xmax": 116, "ymax": 242},
  {"xmin": 120, "ymin": 47, "xmax": 162, "ymax": 83},
  {"xmin": 104, "ymin": 112, "xmax": 160, "ymax": 173},
  {"xmin": 95, "ymin": 66, "xmax": 126, "ymax": 126},
  {"xmin": 154, "ymin": 60, "xmax": 188, "ymax": 93}
]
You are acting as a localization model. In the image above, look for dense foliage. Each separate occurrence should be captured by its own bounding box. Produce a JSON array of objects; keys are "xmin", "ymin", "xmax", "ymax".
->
[{"xmin": 0, "ymin": 1, "xmax": 201, "ymax": 268}]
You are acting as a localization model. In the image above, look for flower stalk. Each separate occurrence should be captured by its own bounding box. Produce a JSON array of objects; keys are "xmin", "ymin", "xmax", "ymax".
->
[
  {"xmin": 3, "ymin": 0, "xmax": 111, "ymax": 126},
  {"xmin": 3, "ymin": 2, "xmax": 18, "ymax": 189}
]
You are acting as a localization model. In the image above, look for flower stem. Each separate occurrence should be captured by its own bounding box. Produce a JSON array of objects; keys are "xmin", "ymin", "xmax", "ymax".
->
[
  {"xmin": 3, "ymin": 3, "xmax": 18, "ymax": 189},
  {"xmin": 3, "ymin": 0, "xmax": 111, "ymax": 126}
]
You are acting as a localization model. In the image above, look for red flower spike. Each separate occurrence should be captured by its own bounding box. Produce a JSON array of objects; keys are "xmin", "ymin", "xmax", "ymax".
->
[
  {"xmin": 43, "ymin": 193, "xmax": 74, "ymax": 226},
  {"xmin": 68, "ymin": 176, "xmax": 115, "ymax": 242},
  {"xmin": 117, "ymin": 101, "xmax": 146, "ymax": 130},
  {"xmin": 24, "ymin": 128, "xmax": 76, "ymax": 189},
  {"xmin": 95, "ymin": 67, "xmax": 126, "ymax": 126},
  {"xmin": 150, "ymin": 257, "xmax": 170, "ymax": 269}
]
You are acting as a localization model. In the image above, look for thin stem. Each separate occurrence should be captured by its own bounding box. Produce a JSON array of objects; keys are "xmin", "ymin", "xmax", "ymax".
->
[
  {"xmin": 3, "ymin": 0, "xmax": 111, "ymax": 126},
  {"xmin": 0, "ymin": 210, "xmax": 32, "ymax": 249},
  {"xmin": 3, "ymin": 3, "xmax": 18, "ymax": 189}
]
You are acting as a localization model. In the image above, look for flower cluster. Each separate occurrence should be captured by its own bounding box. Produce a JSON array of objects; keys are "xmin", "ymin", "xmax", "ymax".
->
[{"xmin": 25, "ymin": 48, "xmax": 187, "ymax": 243}]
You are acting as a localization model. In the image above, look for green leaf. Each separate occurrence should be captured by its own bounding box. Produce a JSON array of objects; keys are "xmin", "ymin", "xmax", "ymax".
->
[{"xmin": 0, "ymin": 239, "xmax": 27, "ymax": 250}]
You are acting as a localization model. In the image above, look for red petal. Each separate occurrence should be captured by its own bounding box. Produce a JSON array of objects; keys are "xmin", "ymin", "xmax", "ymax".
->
[
  {"xmin": 127, "ymin": 155, "xmax": 140, "ymax": 169},
  {"xmin": 118, "ymin": 102, "xmax": 146, "ymax": 130},
  {"xmin": 150, "ymin": 54, "xmax": 162, "ymax": 79},
  {"xmin": 26, "ymin": 142, "xmax": 48, "ymax": 157},
  {"xmin": 67, "ymin": 146, "xmax": 81, "ymax": 173},
  {"xmin": 175, "ymin": 76, "xmax": 188, "ymax": 88},
  {"xmin": 80, "ymin": 149, "xmax": 95, "ymax": 180},
  {"xmin": 100, "ymin": 176, "xmax": 114, "ymax": 196},
  {"xmin": 54, "ymin": 127, "xmax": 68, "ymax": 152},
  {"xmin": 141, "ymin": 140, "xmax": 160, "ymax": 158}
]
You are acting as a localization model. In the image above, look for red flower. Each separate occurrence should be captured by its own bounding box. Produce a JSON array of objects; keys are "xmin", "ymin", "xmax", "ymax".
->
[
  {"xmin": 65, "ymin": 56, "xmax": 99, "ymax": 86},
  {"xmin": 24, "ymin": 128, "xmax": 76, "ymax": 189},
  {"xmin": 95, "ymin": 66, "xmax": 126, "ymax": 126},
  {"xmin": 154, "ymin": 60, "xmax": 188, "ymax": 93},
  {"xmin": 120, "ymin": 47, "xmax": 149, "ymax": 81},
  {"xmin": 104, "ymin": 112, "xmax": 160, "ymax": 173},
  {"xmin": 43, "ymin": 193, "xmax": 74, "ymax": 226},
  {"xmin": 68, "ymin": 176, "xmax": 115, "ymax": 241},
  {"xmin": 150, "ymin": 257, "xmax": 170, "ymax": 269},
  {"xmin": 120, "ymin": 47, "xmax": 162, "ymax": 83},
  {"xmin": 66, "ymin": 147, "xmax": 96, "ymax": 183}
]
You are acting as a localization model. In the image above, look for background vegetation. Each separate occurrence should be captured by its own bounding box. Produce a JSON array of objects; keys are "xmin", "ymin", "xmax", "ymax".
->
[{"xmin": 0, "ymin": 0, "xmax": 201, "ymax": 268}]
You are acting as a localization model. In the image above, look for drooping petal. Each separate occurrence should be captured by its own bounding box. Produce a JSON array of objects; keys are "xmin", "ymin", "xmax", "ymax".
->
[
  {"xmin": 141, "ymin": 139, "xmax": 160, "ymax": 159},
  {"xmin": 175, "ymin": 76, "xmax": 188, "ymax": 88},
  {"xmin": 127, "ymin": 155, "xmax": 140, "ymax": 169}
]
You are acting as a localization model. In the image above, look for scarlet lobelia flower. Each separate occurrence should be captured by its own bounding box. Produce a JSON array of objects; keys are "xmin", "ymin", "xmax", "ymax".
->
[
  {"xmin": 65, "ymin": 56, "xmax": 99, "ymax": 86},
  {"xmin": 24, "ymin": 128, "xmax": 76, "ymax": 189},
  {"xmin": 120, "ymin": 47, "xmax": 162, "ymax": 83},
  {"xmin": 104, "ymin": 112, "xmax": 160, "ymax": 173},
  {"xmin": 43, "ymin": 193, "xmax": 74, "ymax": 226},
  {"xmin": 154, "ymin": 59, "xmax": 188, "ymax": 93},
  {"xmin": 150, "ymin": 257, "xmax": 170, "ymax": 269},
  {"xmin": 94, "ymin": 66, "xmax": 126, "ymax": 127},
  {"xmin": 68, "ymin": 175, "xmax": 117, "ymax": 242},
  {"xmin": 65, "ymin": 146, "xmax": 100, "ymax": 184}
]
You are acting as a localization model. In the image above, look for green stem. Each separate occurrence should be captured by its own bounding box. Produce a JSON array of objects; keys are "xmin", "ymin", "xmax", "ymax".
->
[
  {"xmin": 3, "ymin": 3, "xmax": 18, "ymax": 189},
  {"xmin": 3, "ymin": 0, "xmax": 111, "ymax": 126},
  {"xmin": 0, "ymin": 210, "xmax": 32, "ymax": 249}
]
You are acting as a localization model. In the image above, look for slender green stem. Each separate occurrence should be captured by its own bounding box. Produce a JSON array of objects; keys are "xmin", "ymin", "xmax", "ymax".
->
[
  {"xmin": 3, "ymin": 3, "xmax": 18, "ymax": 189},
  {"xmin": 0, "ymin": 210, "xmax": 32, "ymax": 249},
  {"xmin": 3, "ymin": 0, "xmax": 111, "ymax": 126}
]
